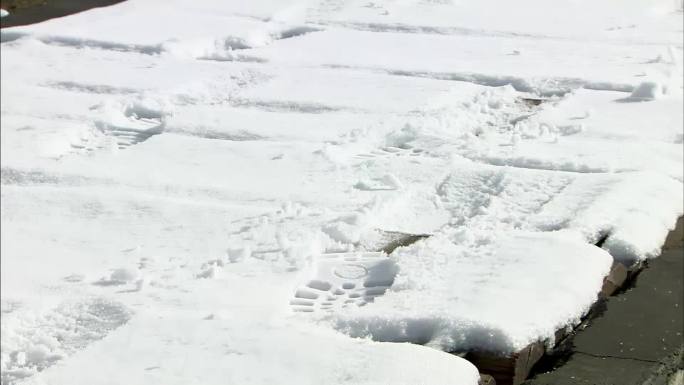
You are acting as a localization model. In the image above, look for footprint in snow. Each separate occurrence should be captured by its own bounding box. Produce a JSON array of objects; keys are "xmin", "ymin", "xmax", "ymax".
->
[
  {"xmin": 290, "ymin": 252, "xmax": 398, "ymax": 312},
  {"xmin": 94, "ymin": 101, "xmax": 169, "ymax": 150}
]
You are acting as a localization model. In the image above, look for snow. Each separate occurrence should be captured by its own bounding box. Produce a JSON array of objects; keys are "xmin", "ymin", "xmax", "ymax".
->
[
  {"xmin": 627, "ymin": 81, "xmax": 665, "ymax": 101},
  {"xmin": 1, "ymin": 0, "xmax": 682, "ymax": 384},
  {"xmin": 334, "ymin": 231, "xmax": 613, "ymax": 352}
]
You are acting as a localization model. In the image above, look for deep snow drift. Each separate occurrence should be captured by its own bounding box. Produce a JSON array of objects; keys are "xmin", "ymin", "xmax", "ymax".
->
[{"xmin": 1, "ymin": 1, "xmax": 682, "ymax": 384}]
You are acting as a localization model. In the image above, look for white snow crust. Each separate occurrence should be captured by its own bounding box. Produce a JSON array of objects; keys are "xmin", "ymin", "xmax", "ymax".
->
[{"xmin": 1, "ymin": 0, "xmax": 682, "ymax": 384}]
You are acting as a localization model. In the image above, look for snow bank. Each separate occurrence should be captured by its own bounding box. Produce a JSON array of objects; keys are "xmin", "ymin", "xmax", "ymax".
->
[{"xmin": 333, "ymin": 231, "xmax": 612, "ymax": 353}]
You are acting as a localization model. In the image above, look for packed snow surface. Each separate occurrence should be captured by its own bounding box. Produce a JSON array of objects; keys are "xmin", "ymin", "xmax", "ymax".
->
[{"xmin": 1, "ymin": 0, "xmax": 683, "ymax": 384}]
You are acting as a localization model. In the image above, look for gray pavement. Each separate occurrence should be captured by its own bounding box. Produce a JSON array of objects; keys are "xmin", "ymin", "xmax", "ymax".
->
[
  {"xmin": 1, "ymin": 0, "xmax": 124, "ymax": 28},
  {"xmin": 525, "ymin": 218, "xmax": 683, "ymax": 385}
]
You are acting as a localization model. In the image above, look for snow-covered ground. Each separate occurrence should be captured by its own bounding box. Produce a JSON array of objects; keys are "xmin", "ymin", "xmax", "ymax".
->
[{"xmin": 1, "ymin": 1, "xmax": 682, "ymax": 384}]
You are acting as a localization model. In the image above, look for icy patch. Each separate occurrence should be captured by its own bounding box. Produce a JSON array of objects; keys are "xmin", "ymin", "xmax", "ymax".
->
[
  {"xmin": 1, "ymin": 299, "xmax": 131, "ymax": 384},
  {"xmin": 291, "ymin": 252, "xmax": 398, "ymax": 312}
]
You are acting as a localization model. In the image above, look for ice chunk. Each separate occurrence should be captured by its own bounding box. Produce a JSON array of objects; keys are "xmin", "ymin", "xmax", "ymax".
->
[{"xmin": 627, "ymin": 81, "xmax": 662, "ymax": 101}]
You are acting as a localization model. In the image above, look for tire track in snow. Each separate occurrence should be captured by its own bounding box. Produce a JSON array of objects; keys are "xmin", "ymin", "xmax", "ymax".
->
[
  {"xmin": 312, "ymin": 20, "xmax": 560, "ymax": 40},
  {"xmin": 0, "ymin": 24, "xmax": 322, "ymax": 58},
  {"xmin": 321, "ymin": 64, "xmax": 635, "ymax": 96}
]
